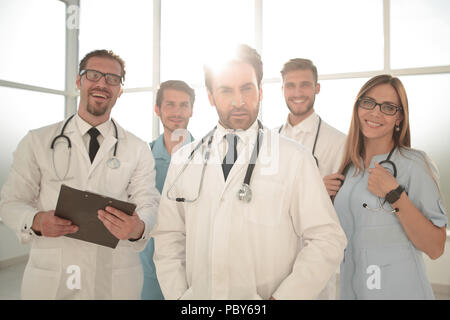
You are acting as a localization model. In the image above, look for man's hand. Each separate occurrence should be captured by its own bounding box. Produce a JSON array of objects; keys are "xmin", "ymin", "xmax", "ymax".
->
[
  {"xmin": 97, "ymin": 206, "xmax": 145, "ymax": 240},
  {"xmin": 323, "ymin": 173, "xmax": 345, "ymax": 196},
  {"xmin": 31, "ymin": 210, "xmax": 78, "ymax": 237}
]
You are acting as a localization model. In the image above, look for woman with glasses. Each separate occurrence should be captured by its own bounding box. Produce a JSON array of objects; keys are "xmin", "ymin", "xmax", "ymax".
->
[{"xmin": 329, "ymin": 74, "xmax": 447, "ymax": 299}]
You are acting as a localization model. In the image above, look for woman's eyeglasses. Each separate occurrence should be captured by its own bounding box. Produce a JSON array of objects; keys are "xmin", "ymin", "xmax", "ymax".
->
[{"xmin": 358, "ymin": 97, "xmax": 402, "ymax": 116}]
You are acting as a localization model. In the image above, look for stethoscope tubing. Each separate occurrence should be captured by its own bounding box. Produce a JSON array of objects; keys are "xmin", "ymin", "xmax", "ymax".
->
[
  {"xmin": 166, "ymin": 121, "xmax": 264, "ymax": 203},
  {"xmin": 50, "ymin": 115, "xmax": 119, "ymax": 181},
  {"xmin": 279, "ymin": 116, "xmax": 321, "ymax": 167},
  {"xmin": 51, "ymin": 114, "xmax": 119, "ymax": 156}
]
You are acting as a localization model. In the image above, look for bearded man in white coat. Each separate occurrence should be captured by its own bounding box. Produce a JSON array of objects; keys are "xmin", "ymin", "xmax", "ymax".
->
[
  {"xmin": 152, "ymin": 44, "xmax": 347, "ymax": 300},
  {"xmin": 0, "ymin": 49, "xmax": 160, "ymax": 299}
]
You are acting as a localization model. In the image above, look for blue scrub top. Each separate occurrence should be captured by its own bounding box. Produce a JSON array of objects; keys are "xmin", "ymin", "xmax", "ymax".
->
[
  {"xmin": 139, "ymin": 132, "xmax": 194, "ymax": 300},
  {"xmin": 334, "ymin": 147, "xmax": 448, "ymax": 300}
]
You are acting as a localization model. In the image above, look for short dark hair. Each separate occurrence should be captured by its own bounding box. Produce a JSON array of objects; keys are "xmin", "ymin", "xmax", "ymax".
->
[
  {"xmin": 204, "ymin": 44, "xmax": 263, "ymax": 92},
  {"xmin": 79, "ymin": 49, "xmax": 126, "ymax": 82},
  {"xmin": 156, "ymin": 80, "xmax": 195, "ymax": 108},
  {"xmin": 280, "ymin": 58, "xmax": 318, "ymax": 84}
]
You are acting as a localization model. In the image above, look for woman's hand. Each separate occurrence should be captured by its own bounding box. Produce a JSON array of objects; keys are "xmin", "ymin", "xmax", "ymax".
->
[{"xmin": 367, "ymin": 162, "xmax": 399, "ymax": 198}]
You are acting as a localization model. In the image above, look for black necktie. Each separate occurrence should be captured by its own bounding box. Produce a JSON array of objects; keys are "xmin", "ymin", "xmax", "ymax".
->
[
  {"xmin": 88, "ymin": 127, "xmax": 100, "ymax": 163},
  {"xmin": 222, "ymin": 133, "xmax": 238, "ymax": 181}
]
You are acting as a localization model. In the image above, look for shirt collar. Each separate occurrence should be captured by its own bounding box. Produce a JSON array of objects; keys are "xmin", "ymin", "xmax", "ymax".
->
[
  {"xmin": 75, "ymin": 113, "xmax": 112, "ymax": 138},
  {"xmin": 283, "ymin": 111, "xmax": 319, "ymax": 135},
  {"xmin": 215, "ymin": 120, "xmax": 259, "ymax": 147}
]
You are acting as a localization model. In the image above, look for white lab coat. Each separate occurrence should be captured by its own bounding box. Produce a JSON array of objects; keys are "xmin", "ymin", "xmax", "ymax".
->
[
  {"xmin": 279, "ymin": 112, "xmax": 347, "ymax": 178},
  {"xmin": 152, "ymin": 121, "xmax": 347, "ymax": 300},
  {"xmin": 279, "ymin": 112, "xmax": 347, "ymax": 299},
  {"xmin": 0, "ymin": 115, "xmax": 160, "ymax": 299}
]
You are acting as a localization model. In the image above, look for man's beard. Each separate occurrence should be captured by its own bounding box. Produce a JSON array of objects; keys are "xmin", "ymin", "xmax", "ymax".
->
[
  {"xmin": 213, "ymin": 96, "xmax": 260, "ymax": 130},
  {"xmin": 286, "ymin": 96, "xmax": 315, "ymax": 117},
  {"xmin": 87, "ymin": 101, "xmax": 109, "ymax": 117}
]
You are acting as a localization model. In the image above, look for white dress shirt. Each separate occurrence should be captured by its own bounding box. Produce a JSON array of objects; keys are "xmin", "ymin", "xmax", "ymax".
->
[{"xmin": 279, "ymin": 112, "xmax": 346, "ymax": 178}]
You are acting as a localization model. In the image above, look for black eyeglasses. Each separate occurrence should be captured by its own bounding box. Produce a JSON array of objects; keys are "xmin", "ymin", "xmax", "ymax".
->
[
  {"xmin": 358, "ymin": 97, "xmax": 402, "ymax": 116},
  {"xmin": 80, "ymin": 69, "xmax": 123, "ymax": 86}
]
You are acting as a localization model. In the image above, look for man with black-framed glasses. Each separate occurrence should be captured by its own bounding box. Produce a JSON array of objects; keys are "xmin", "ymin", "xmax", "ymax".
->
[{"xmin": 0, "ymin": 49, "xmax": 160, "ymax": 299}]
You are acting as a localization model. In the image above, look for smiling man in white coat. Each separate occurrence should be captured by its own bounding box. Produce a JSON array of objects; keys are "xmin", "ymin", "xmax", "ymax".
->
[
  {"xmin": 0, "ymin": 49, "xmax": 160, "ymax": 299},
  {"xmin": 278, "ymin": 58, "xmax": 347, "ymax": 299},
  {"xmin": 152, "ymin": 44, "xmax": 347, "ymax": 300}
]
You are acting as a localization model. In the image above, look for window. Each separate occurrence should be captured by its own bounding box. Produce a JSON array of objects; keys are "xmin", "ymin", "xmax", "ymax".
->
[
  {"xmin": 0, "ymin": 87, "xmax": 63, "ymax": 185},
  {"xmin": 400, "ymin": 73, "xmax": 450, "ymax": 208},
  {"xmin": 260, "ymin": 83, "xmax": 288, "ymax": 130},
  {"xmin": 313, "ymin": 77, "xmax": 369, "ymax": 134},
  {"xmin": 0, "ymin": 0, "xmax": 65, "ymax": 89},
  {"xmin": 79, "ymin": 0, "xmax": 153, "ymax": 89},
  {"xmin": 112, "ymin": 91, "xmax": 154, "ymax": 142},
  {"xmin": 161, "ymin": 0, "xmax": 254, "ymax": 84},
  {"xmin": 185, "ymin": 87, "xmax": 218, "ymax": 139},
  {"xmin": 263, "ymin": 0, "xmax": 384, "ymax": 78},
  {"xmin": 391, "ymin": 0, "xmax": 450, "ymax": 69}
]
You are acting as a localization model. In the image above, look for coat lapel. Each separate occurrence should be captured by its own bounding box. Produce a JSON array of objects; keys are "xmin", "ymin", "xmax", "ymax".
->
[
  {"xmin": 88, "ymin": 135, "xmax": 117, "ymax": 177},
  {"xmin": 219, "ymin": 140, "xmax": 252, "ymax": 199},
  {"xmin": 64, "ymin": 118, "xmax": 90, "ymax": 165}
]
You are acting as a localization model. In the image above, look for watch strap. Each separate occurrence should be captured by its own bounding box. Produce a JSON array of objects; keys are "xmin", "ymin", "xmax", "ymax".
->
[{"xmin": 386, "ymin": 185, "xmax": 404, "ymax": 204}]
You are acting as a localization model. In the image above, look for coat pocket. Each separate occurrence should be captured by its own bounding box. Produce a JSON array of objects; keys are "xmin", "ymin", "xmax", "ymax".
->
[
  {"xmin": 21, "ymin": 248, "xmax": 62, "ymax": 299},
  {"xmin": 104, "ymin": 161, "xmax": 132, "ymax": 196}
]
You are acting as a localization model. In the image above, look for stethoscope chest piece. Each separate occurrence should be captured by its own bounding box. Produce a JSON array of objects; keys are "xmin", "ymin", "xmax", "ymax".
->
[
  {"xmin": 107, "ymin": 157, "xmax": 121, "ymax": 169},
  {"xmin": 237, "ymin": 183, "xmax": 252, "ymax": 202}
]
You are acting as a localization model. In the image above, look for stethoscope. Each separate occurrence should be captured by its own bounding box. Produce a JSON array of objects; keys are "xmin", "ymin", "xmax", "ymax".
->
[
  {"xmin": 343, "ymin": 145, "xmax": 398, "ymax": 295},
  {"xmin": 279, "ymin": 116, "xmax": 322, "ymax": 167},
  {"xmin": 362, "ymin": 145, "xmax": 398, "ymax": 213},
  {"xmin": 50, "ymin": 114, "xmax": 120, "ymax": 181},
  {"xmin": 166, "ymin": 120, "xmax": 264, "ymax": 203}
]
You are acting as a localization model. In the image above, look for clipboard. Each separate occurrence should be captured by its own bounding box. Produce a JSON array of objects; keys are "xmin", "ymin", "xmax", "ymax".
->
[{"xmin": 54, "ymin": 184, "xmax": 137, "ymax": 249}]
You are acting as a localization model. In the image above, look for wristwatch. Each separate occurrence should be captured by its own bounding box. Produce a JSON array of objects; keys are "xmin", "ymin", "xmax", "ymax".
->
[{"xmin": 385, "ymin": 185, "xmax": 404, "ymax": 204}]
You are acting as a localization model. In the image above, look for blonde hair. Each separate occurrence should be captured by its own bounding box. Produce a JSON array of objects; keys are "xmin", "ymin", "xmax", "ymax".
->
[{"xmin": 338, "ymin": 74, "xmax": 411, "ymax": 175}]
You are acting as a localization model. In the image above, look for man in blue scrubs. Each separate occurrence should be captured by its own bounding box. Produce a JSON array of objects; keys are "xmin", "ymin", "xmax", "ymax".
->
[{"xmin": 140, "ymin": 80, "xmax": 195, "ymax": 299}]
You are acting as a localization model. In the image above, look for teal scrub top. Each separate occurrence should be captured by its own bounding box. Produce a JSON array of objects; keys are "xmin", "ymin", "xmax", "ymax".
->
[
  {"xmin": 334, "ymin": 147, "xmax": 448, "ymax": 300},
  {"xmin": 139, "ymin": 132, "xmax": 194, "ymax": 300}
]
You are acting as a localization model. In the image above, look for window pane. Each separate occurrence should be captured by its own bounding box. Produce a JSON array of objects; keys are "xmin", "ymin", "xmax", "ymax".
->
[
  {"xmin": 314, "ymin": 78, "xmax": 369, "ymax": 134},
  {"xmin": 112, "ymin": 91, "xmax": 153, "ymax": 142},
  {"xmin": 161, "ymin": 0, "xmax": 255, "ymax": 84},
  {"xmin": 187, "ymin": 86, "xmax": 219, "ymax": 139},
  {"xmin": 260, "ymin": 83, "xmax": 289, "ymax": 130},
  {"xmin": 263, "ymin": 0, "xmax": 383, "ymax": 78},
  {"xmin": 400, "ymin": 73, "xmax": 450, "ymax": 210},
  {"xmin": 0, "ymin": 0, "xmax": 65, "ymax": 89},
  {"xmin": 0, "ymin": 87, "xmax": 64, "ymax": 187},
  {"xmin": 391, "ymin": 0, "xmax": 450, "ymax": 69},
  {"xmin": 79, "ymin": 0, "xmax": 153, "ymax": 89}
]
